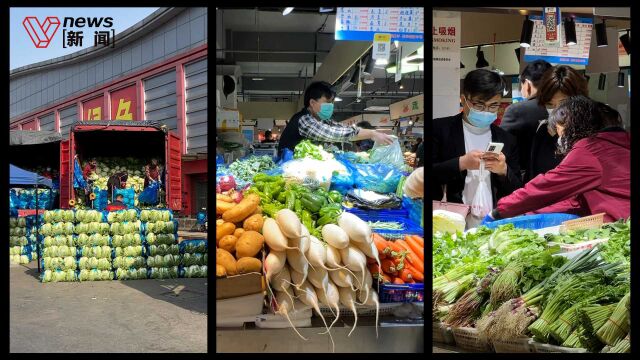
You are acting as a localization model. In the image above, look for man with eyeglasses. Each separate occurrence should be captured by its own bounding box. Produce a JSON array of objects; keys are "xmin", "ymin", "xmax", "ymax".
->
[
  {"xmin": 433, "ymin": 69, "xmax": 522, "ymax": 227},
  {"xmin": 500, "ymin": 60, "xmax": 553, "ymax": 181}
]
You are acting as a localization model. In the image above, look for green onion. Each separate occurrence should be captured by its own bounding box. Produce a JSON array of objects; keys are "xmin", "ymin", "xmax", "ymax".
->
[
  {"xmin": 366, "ymin": 221, "xmax": 404, "ymax": 230},
  {"xmin": 489, "ymin": 261, "xmax": 522, "ymax": 307},
  {"xmin": 607, "ymin": 334, "xmax": 630, "ymax": 353},
  {"xmin": 596, "ymin": 292, "xmax": 630, "ymax": 346}
]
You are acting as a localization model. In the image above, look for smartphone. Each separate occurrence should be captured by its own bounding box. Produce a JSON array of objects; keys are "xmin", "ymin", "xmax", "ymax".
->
[{"xmin": 485, "ymin": 142, "xmax": 504, "ymax": 154}]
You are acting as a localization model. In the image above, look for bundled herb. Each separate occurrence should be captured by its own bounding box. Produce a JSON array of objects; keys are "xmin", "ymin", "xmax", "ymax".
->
[
  {"xmin": 444, "ymin": 269, "xmax": 499, "ymax": 328},
  {"xmin": 607, "ymin": 334, "xmax": 630, "ymax": 353},
  {"xmin": 562, "ymin": 304, "xmax": 616, "ymax": 350},
  {"xmin": 596, "ymin": 292, "xmax": 630, "ymax": 346}
]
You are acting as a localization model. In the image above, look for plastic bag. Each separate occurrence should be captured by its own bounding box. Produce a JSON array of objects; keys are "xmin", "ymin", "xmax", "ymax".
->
[
  {"xmin": 345, "ymin": 189, "xmax": 402, "ymax": 210},
  {"xmin": 351, "ymin": 163, "xmax": 403, "ymax": 194},
  {"xmin": 282, "ymin": 158, "xmax": 335, "ymax": 191},
  {"xmin": 217, "ymin": 175, "xmax": 236, "ymax": 192},
  {"xmin": 138, "ymin": 182, "xmax": 160, "ymax": 205},
  {"xmin": 403, "ymin": 196, "xmax": 424, "ymax": 228},
  {"xmin": 369, "ymin": 136, "xmax": 404, "ymax": 169},
  {"xmin": 470, "ymin": 161, "xmax": 492, "ymax": 218}
]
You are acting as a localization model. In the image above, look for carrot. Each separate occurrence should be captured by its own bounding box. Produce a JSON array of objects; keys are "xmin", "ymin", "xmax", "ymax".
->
[
  {"xmin": 406, "ymin": 236, "xmax": 424, "ymax": 261},
  {"xmin": 366, "ymin": 257, "xmax": 377, "ymax": 265},
  {"xmin": 406, "ymin": 278, "xmax": 416, "ymax": 284},
  {"xmin": 372, "ymin": 234, "xmax": 390, "ymax": 257},
  {"xmin": 398, "ymin": 267, "xmax": 413, "ymax": 282},
  {"xmin": 367, "ymin": 263, "xmax": 380, "ymax": 276},
  {"xmin": 386, "ymin": 240, "xmax": 406, "ymax": 256},
  {"xmin": 405, "ymin": 263, "xmax": 424, "ymax": 282},
  {"xmin": 382, "ymin": 273, "xmax": 392, "ymax": 284},
  {"xmin": 396, "ymin": 241, "xmax": 424, "ymax": 273},
  {"xmin": 381, "ymin": 258, "xmax": 397, "ymax": 275},
  {"xmin": 411, "ymin": 235, "xmax": 424, "ymax": 248},
  {"xmin": 393, "ymin": 277, "xmax": 405, "ymax": 285}
]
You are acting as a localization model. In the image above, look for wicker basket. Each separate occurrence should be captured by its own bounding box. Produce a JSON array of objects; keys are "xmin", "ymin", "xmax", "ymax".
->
[
  {"xmin": 451, "ymin": 327, "xmax": 493, "ymax": 352},
  {"xmin": 433, "ymin": 322, "xmax": 456, "ymax": 345},
  {"xmin": 492, "ymin": 337, "xmax": 533, "ymax": 353},
  {"xmin": 528, "ymin": 340, "xmax": 587, "ymax": 353},
  {"xmin": 560, "ymin": 213, "xmax": 605, "ymax": 232}
]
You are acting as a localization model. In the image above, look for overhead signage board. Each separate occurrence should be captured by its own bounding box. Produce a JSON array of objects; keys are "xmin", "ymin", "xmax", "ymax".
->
[
  {"xmin": 335, "ymin": 8, "xmax": 423, "ymax": 42},
  {"xmin": 524, "ymin": 15, "xmax": 593, "ymax": 65}
]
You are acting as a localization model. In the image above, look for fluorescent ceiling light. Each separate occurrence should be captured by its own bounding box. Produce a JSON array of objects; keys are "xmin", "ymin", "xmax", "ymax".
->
[
  {"xmin": 252, "ymin": 77, "xmax": 265, "ymax": 81},
  {"xmin": 394, "ymin": 40, "xmax": 399, "ymax": 48},
  {"xmin": 283, "ymin": 7, "xmax": 294, "ymax": 16},
  {"xmin": 364, "ymin": 106, "xmax": 389, "ymax": 111},
  {"xmin": 334, "ymin": 96, "xmax": 343, "ymax": 101},
  {"xmin": 386, "ymin": 63, "xmax": 422, "ymax": 74}
]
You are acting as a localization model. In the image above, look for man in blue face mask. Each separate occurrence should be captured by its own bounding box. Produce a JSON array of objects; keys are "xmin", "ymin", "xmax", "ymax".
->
[
  {"xmin": 277, "ymin": 81, "xmax": 393, "ymax": 158},
  {"xmin": 432, "ymin": 69, "xmax": 523, "ymax": 222}
]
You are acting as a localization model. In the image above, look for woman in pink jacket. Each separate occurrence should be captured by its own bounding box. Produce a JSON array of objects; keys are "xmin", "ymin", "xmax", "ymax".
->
[{"xmin": 484, "ymin": 96, "xmax": 630, "ymax": 223}]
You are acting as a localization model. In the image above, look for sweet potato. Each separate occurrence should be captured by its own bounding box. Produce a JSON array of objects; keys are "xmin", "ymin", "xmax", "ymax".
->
[
  {"xmin": 243, "ymin": 214, "xmax": 264, "ymax": 232},
  {"xmin": 216, "ymin": 200, "xmax": 236, "ymax": 215},
  {"xmin": 233, "ymin": 228, "xmax": 245, "ymax": 238},
  {"xmin": 222, "ymin": 194, "xmax": 260, "ymax": 223},
  {"xmin": 236, "ymin": 257, "xmax": 262, "ymax": 274},
  {"xmin": 216, "ymin": 222, "xmax": 236, "ymax": 246},
  {"xmin": 216, "ymin": 249, "xmax": 237, "ymax": 276},
  {"xmin": 219, "ymin": 235, "xmax": 238, "ymax": 253},
  {"xmin": 216, "ymin": 264, "xmax": 227, "ymax": 277},
  {"xmin": 235, "ymin": 230, "xmax": 265, "ymax": 258},
  {"xmin": 251, "ymin": 206, "xmax": 262, "ymax": 216},
  {"xmin": 217, "ymin": 194, "xmax": 234, "ymax": 202}
]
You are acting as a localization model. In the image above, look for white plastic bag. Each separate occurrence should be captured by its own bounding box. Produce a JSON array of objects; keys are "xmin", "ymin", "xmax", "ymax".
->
[
  {"xmin": 470, "ymin": 161, "xmax": 492, "ymax": 218},
  {"xmin": 370, "ymin": 135, "xmax": 404, "ymax": 169},
  {"xmin": 282, "ymin": 158, "xmax": 335, "ymax": 190}
]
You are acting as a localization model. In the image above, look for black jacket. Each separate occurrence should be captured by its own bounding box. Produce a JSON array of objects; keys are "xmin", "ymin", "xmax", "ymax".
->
[
  {"xmin": 432, "ymin": 113, "xmax": 523, "ymax": 206},
  {"xmin": 529, "ymin": 121, "xmax": 563, "ymax": 182},
  {"xmin": 500, "ymin": 97, "xmax": 548, "ymax": 180},
  {"xmin": 277, "ymin": 108, "xmax": 308, "ymax": 157}
]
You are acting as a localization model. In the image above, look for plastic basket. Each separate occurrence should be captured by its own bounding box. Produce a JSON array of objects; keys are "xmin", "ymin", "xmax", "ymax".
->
[
  {"xmin": 451, "ymin": 327, "xmax": 493, "ymax": 352},
  {"xmin": 560, "ymin": 213, "xmax": 605, "ymax": 232},
  {"xmin": 347, "ymin": 209, "xmax": 423, "ymax": 239},
  {"xmin": 484, "ymin": 213, "xmax": 579, "ymax": 230},
  {"xmin": 433, "ymin": 322, "xmax": 456, "ymax": 345},
  {"xmin": 318, "ymin": 302, "xmax": 401, "ymax": 317},
  {"xmin": 378, "ymin": 282, "xmax": 423, "ymax": 303},
  {"xmin": 492, "ymin": 337, "xmax": 533, "ymax": 353},
  {"xmin": 528, "ymin": 340, "xmax": 587, "ymax": 353}
]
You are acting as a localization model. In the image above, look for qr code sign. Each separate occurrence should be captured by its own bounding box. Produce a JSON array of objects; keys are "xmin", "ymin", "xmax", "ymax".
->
[{"xmin": 377, "ymin": 43, "xmax": 386, "ymax": 52}]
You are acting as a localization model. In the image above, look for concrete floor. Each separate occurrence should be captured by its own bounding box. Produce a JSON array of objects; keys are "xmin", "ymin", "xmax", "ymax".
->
[{"xmin": 10, "ymin": 262, "xmax": 208, "ymax": 353}]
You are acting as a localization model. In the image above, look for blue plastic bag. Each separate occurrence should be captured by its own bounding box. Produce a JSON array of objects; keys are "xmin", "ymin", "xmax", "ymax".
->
[
  {"xmin": 277, "ymin": 148, "xmax": 294, "ymax": 165},
  {"xmin": 402, "ymin": 196, "xmax": 424, "ymax": 228},
  {"xmin": 10, "ymin": 190, "xmax": 19, "ymax": 210},
  {"xmin": 138, "ymin": 182, "xmax": 160, "ymax": 205},
  {"xmin": 114, "ymin": 188, "xmax": 135, "ymax": 208},
  {"xmin": 352, "ymin": 163, "xmax": 403, "ymax": 194}
]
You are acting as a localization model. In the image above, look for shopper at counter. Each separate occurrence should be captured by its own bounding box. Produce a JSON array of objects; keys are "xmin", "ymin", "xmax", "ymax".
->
[
  {"xmin": 527, "ymin": 65, "xmax": 589, "ymax": 181},
  {"xmin": 432, "ymin": 69, "xmax": 522, "ymax": 218},
  {"xmin": 277, "ymin": 81, "xmax": 393, "ymax": 158},
  {"xmin": 500, "ymin": 60, "xmax": 552, "ymax": 181},
  {"xmin": 411, "ymin": 137, "xmax": 422, "ymax": 153},
  {"xmin": 485, "ymin": 97, "xmax": 630, "ymax": 223}
]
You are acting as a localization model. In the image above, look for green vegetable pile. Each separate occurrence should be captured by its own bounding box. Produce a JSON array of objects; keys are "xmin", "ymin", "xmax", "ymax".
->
[
  {"xmin": 294, "ymin": 140, "xmax": 334, "ymax": 161},
  {"xmin": 9, "ymin": 216, "xmax": 32, "ymax": 265},
  {"xmin": 246, "ymin": 173, "xmax": 344, "ymax": 239},
  {"xmin": 228, "ymin": 155, "xmax": 276, "ymax": 183}
]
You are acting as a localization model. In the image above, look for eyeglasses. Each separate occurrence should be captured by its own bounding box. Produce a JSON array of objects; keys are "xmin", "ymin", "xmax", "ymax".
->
[{"xmin": 465, "ymin": 97, "xmax": 501, "ymax": 112}]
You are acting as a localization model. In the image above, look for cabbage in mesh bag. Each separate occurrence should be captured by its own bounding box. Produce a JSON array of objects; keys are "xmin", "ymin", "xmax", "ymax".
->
[
  {"xmin": 147, "ymin": 254, "xmax": 180, "ymax": 268},
  {"xmin": 44, "ymin": 235, "xmax": 75, "ymax": 247},
  {"xmin": 115, "ymin": 268, "xmax": 148, "ymax": 280},
  {"xmin": 42, "ymin": 269, "xmax": 77, "ymax": 283},
  {"xmin": 148, "ymin": 244, "xmax": 179, "ymax": 256},
  {"xmin": 78, "ymin": 245, "xmax": 111, "ymax": 259},
  {"xmin": 43, "ymin": 256, "xmax": 77, "ymax": 271},
  {"xmin": 78, "ymin": 269, "xmax": 113, "ymax": 282},
  {"xmin": 145, "ymin": 233, "xmax": 176, "ymax": 246},
  {"xmin": 77, "ymin": 257, "xmax": 112, "ymax": 271},
  {"xmin": 149, "ymin": 266, "xmax": 178, "ymax": 279},
  {"xmin": 180, "ymin": 265, "xmax": 207, "ymax": 278},
  {"xmin": 114, "ymin": 245, "xmax": 145, "ymax": 257},
  {"xmin": 43, "ymin": 245, "xmax": 77, "ymax": 258},
  {"xmin": 112, "ymin": 256, "xmax": 146, "ymax": 269},
  {"xmin": 112, "ymin": 233, "xmax": 142, "ymax": 247},
  {"xmin": 181, "ymin": 253, "xmax": 207, "ymax": 266}
]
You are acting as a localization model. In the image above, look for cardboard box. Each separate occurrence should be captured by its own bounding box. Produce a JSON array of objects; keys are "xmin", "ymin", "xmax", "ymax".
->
[{"xmin": 216, "ymin": 272, "xmax": 264, "ymax": 300}]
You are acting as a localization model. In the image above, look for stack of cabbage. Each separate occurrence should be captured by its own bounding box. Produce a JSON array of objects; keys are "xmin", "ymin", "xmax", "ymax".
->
[
  {"xmin": 9, "ymin": 217, "xmax": 31, "ymax": 264},
  {"xmin": 108, "ymin": 209, "xmax": 147, "ymax": 280},
  {"xmin": 89, "ymin": 157, "xmax": 157, "ymax": 207},
  {"xmin": 178, "ymin": 240, "xmax": 208, "ymax": 278},
  {"xmin": 26, "ymin": 216, "xmax": 39, "ymax": 261},
  {"xmin": 40, "ymin": 210, "xmax": 77, "ymax": 282},
  {"xmin": 141, "ymin": 210, "xmax": 179, "ymax": 279},
  {"xmin": 75, "ymin": 209, "xmax": 113, "ymax": 281}
]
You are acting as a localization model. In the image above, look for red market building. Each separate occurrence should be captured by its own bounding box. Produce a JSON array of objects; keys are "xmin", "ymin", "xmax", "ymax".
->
[{"xmin": 9, "ymin": 7, "xmax": 208, "ymax": 215}]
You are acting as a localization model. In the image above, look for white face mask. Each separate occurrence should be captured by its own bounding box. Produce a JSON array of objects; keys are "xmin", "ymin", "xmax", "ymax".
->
[
  {"xmin": 546, "ymin": 107, "xmax": 554, "ymax": 117},
  {"xmin": 557, "ymin": 136, "xmax": 562, "ymax": 146}
]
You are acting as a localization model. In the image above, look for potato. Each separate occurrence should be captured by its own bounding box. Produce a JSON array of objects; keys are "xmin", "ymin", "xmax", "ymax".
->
[
  {"xmin": 216, "ymin": 249, "xmax": 237, "ymax": 276},
  {"xmin": 235, "ymin": 231, "xmax": 265, "ymax": 258},
  {"xmin": 233, "ymin": 228, "xmax": 245, "ymax": 238},
  {"xmin": 216, "ymin": 222, "xmax": 236, "ymax": 246},
  {"xmin": 222, "ymin": 194, "xmax": 260, "ymax": 223},
  {"xmin": 217, "ymin": 194, "xmax": 234, "ymax": 202},
  {"xmin": 216, "ymin": 264, "xmax": 227, "ymax": 277},
  {"xmin": 237, "ymin": 257, "xmax": 262, "ymax": 274},
  {"xmin": 251, "ymin": 206, "xmax": 262, "ymax": 216},
  {"xmin": 243, "ymin": 214, "xmax": 265, "ymax": 232},
  {"xmin": 216, "ymin": 219, "xmax": 225, "ymax": 226},
  {"xmin": 219, "ymin": 235, "xmax": 238, "ymax": 253},
  {"xmin": 217, "ymin": 200, "xmax": 236, "ymax": 215}
]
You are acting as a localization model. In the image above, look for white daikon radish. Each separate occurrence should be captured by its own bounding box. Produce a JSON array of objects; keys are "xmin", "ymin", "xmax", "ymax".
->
[
  {"xmin": 265, "ymin": 250, "xmax": 287, "ymax": 292},
  {"xmin": 290, "ymin": 267, "xmax": 307, "ymax": 288},
  {"xmin": 275, "ymin": 290, "xmax": 308, "ymax": 341},
  {"xmin": 315, "ymin": 285, "xmax": 335, "ymax": 316},
  {"xmin": 307, "ymin": 266, "xmax": 329, "ymax": 293},
  {"xmin": 272, "ymin": 266, "xmax": 296, "ymax": 308},
  {"xmin": 329, "ymin": 268, "xmax": 357, "ymax": 291},
  {"xmin": 326, "ymin": 245, "xmax": 355, "ymax": 274},
  {"xmin": 263, "ymin": 217, "xmax": 302, "ymax": 253},
  {"xmin": 354, "ymin": 269, "xmax": 373, "ymax": 305},
  {"xmin": 294, "ymin": 281, "xmax": 334, "ymax": 352},
  {"xmin": 338, "ymin": 212, "xmax": 372, "ymax": 244},
  {"xmin": 338, "ymin": 286, "xmax": 359, "ymax": 337},
  {"xmin": 307, "ymin": 236, "xmax": 329, "ymax": 270},
  {"xmin": 354, "ymin": 240, "xmax": 382, "ymax": 275},
  {"xmin": 296, "ymin": 224, "xmax": 311, "ymax": 253},
  {"xmin": 287, "ymin": 248, "xmax": 309, "ymax": 277},
  {"xmin": 359, "ymin": 289, "xmax": 380, "ymax": 338},
  {"xmin": 322, "ymin": 224, "xmax": 350, "ymax": 249},
  {"xmin": 316, "ymin": 282, "xmax": 340, "ymax": 333},
  {"xmin": 339, "ymin": 245, "xmax": 367, "ymax": 288},
  {"xmin": 276, "ymin": 209, "xmax": 305, "ymax": 239}
]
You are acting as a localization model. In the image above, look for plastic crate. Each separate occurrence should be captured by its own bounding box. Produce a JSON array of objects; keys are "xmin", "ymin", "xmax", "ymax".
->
[
  {"xmin": 318, "ymin": 302, "xmax": 401, "ymax": 317},
  {"xmin": 528, "ymin": 340, "xmax": 587, "ymax": 353},
  {"xmin": 492, "ymin": 337, "xmax": 533, "ymax": 353},
  {"xmin": 378, "ymin": 282, "xmax": 423, "ymax": 303},
  {"xmin": 433, "ymin": 322, "xmax": 456, "ymax": 345},
  {"xmin": 347, "ymin": 209, "xmax": 423, "ymax": 239},
  {"xmin": 560, "ymin": 213, "xmax": 605, "ymax": 231},
  {"xmin": 484, "ymin": 213, "xmax": 579, "ymax": 230},
  {"xmin": 451, "ymin": 327, "xmax": 493, "ymax": 352}
]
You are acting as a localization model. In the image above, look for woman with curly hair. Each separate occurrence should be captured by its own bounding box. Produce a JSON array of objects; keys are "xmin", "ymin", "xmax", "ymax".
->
[{"xmin": 483, "ymin": 96, "xmax": 630, "ymax": 223}]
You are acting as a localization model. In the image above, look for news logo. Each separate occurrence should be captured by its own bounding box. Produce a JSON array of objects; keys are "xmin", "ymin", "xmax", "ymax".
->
[{"xmin": 22, "ymin": 16, "xmax": 61, "ymax": 48}]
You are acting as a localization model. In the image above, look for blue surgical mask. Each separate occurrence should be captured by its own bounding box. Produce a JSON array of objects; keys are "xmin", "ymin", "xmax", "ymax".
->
[
  {"xmin": 464, "ymin": 98, "xmax": 497, "ymax": 128},
  {"xmin": 317, "ymin": 102, "xmax": 334, "ymax": 121}
]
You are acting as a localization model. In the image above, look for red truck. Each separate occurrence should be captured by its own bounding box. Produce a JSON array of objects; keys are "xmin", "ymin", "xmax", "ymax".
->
[{"xmin": 60, "ymin": 121, "xmax": 182, "ymax": 211}]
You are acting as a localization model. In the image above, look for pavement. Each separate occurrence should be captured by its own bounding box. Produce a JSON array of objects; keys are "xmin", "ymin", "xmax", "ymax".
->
[{"xmin": 10, "ymin": 262, "xmax": 208, "ymax": 353}]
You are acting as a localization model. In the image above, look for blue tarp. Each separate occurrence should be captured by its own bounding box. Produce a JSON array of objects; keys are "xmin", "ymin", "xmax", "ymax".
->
[{"xmin": 10, "ymin": 164, "xmax": 52, "ymax": 188}]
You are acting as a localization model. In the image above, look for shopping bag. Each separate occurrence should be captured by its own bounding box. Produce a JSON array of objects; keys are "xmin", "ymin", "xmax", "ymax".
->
[
  {"xmin": 470, "ymin": 161, "xmax": 492, "ymax": 218},
  {"xmin": 369, "ymin": 135, "xmax": 405, "ymax": 169}
]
